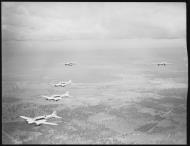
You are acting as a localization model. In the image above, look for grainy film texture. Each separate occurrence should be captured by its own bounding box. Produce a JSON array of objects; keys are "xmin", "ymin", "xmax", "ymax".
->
[{"xmin": 2, "ymin": 2, "xmax": 187, "ymax": 144}]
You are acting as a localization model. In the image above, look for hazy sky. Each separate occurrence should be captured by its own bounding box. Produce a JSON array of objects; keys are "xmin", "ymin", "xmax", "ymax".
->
[{"xmin": 2, "ymin": 2, "xmax": 186, "ymax": 40}]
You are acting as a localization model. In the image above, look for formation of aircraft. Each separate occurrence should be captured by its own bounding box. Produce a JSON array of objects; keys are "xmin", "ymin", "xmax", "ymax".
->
[
  {"xmin": 54, "ymin": 80, "xmax": 72, "ymax": 87},
  {"xmin": 42, "ymin": 91, "xmax": 71, "ymax": 101},
  {"xmin": 20, "ymin": 111, "xmax": 61, "ymax": 126},
  {"xmin": 22, "ymin": 61, "xmax": 75, "ymax": 126}
]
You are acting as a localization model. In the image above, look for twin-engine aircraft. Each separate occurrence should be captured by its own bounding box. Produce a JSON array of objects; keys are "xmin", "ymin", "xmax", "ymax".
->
[
  {"xmin": 152, "ymin": 61, "xmax": 172, "ymax": 66},
  {"xmin": 65, "ymin": 62, "xmax": 76, "ymax": 66},
  {"xmin": 42, "ymin": 91, "xmax": 71, "ymax": 101},
  {"xmin": 54, "ymin": 80, "xmax": 72, "ymax": 87},
  {"xmin": 20, "ymin": 111, "xmax": 61, "ymax": 126}
]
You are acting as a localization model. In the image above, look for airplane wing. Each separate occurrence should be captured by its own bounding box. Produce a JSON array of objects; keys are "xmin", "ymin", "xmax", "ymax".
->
[
  {"xmin": 42, "ymin": 95, "xmax": 48, "ymax": 98},
  {"xmin": 53, "ymin": 115, "xmax": 62, "ymax": 119},
  {"xmin": 42, "ymin": 121, "xmax": 58, "ymax": 125},
  {"xmin": 20, "ymin": 116, "xmax": 32, "ymax": 121},
  {"xmin": 48, "ymin": 83, "xmax": 56, "ymax": 86},
  {"xmin": 53, "ymin": 95, "xmax": 61, "ymax": 97},
  {"xmin": 56, "ymin": 116, "xmax": 62, "ymax": 119}
]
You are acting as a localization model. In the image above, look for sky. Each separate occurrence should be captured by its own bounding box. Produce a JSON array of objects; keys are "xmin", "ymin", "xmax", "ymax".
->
[{"xmin": 2, "ymin": 2, "xmax": 186, "ymax": 41}]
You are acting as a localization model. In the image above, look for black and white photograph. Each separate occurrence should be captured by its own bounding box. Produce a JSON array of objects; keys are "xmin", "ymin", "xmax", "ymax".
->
[{"xmin": 2, "ymin": 2, "xmax": 188, "ymax": 144}]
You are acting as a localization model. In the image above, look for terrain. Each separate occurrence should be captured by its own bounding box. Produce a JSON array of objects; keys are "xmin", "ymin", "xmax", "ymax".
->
[{"xmin": 2, "ymin": 39, "xmax": 188, "ymax": 144}]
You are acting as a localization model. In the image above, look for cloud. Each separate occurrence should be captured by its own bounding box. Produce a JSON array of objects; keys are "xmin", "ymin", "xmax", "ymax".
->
[{"xmin": 2, "ymin": 2, "xmax": 186, "ymax": 40}]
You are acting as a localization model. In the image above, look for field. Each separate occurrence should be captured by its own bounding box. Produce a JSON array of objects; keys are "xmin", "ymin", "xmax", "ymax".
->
[{"xmin": 2, "ymin": 39, "xmax": 188, "ymax": 144}]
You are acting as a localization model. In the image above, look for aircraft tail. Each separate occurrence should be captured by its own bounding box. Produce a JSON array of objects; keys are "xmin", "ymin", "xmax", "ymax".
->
[
  {"xmin": 52, "ymin": 111, "xmax": 62, "ymax": 118},
  {"xmin": 52, "ymin": 111, "xmax": 57, "ymax": 116}
]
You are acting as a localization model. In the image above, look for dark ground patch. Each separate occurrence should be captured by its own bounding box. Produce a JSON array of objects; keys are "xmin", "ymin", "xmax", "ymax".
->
[
  {"xmin": 139, "ymin": 95, "xmax": 186, "ymax": 114},
  {"xmin": 58, "ymin": 104, "xmax": 109, "ymax": 122},
  {"xmin": 2, "ymin": 96, "xmax": 20, "ymax": 103},
  {"xmin": 154, "ymin": 115, "xmax": 165, "ymax": 121},
  {"xmin": 135, "ymin": 122, "xmax": 158, "ymax": 132},
  {"xmin": 154, "ymin": 97, "xmax": 186, "ymax": 107},
  {"xmin": 108, "ymin": 105, "xmax": 153, "ymax": 120},
  {"xmin": 150, "ymin": 126, "xmax": 175, "ymax": 134},
  {"xmin": 172, "ymin": 106, "xmax": 186, "ymax": 114},
  {"xmin": 156, "ymin": 88, "xmax": 187, "ymax": 99},
  {"xmin": 138, "ymin": 99, "xmax": 168, "ymax": 112},
  {"xmin": 2, "ymin": 121, "xmax": 37, "ymax": 135},
  {"xmin": 144, "ymin": 70, "xmax": 187, "ymax": 82}
]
